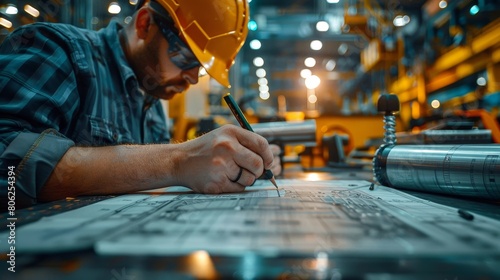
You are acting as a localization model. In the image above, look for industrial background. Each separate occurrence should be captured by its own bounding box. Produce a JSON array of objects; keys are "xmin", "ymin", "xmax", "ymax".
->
[{"xmin": 1, "ymin": 0, "xmax": 499, "ymax": 163}]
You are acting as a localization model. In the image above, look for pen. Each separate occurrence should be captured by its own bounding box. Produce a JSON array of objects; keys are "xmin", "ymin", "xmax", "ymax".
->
[{"xmin": 223, "ymin": 93, "xmax": 280, "ymax": 195}]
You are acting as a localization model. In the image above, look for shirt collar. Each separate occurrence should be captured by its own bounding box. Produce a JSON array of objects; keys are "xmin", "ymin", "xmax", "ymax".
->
[{"xmin": 100, "ymin": 21, "xmax": 136, "ymax": 86}]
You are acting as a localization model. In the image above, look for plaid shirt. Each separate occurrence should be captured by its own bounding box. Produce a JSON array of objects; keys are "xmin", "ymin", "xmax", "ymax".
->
[{"xmin": 0, "ymin": 21, "xmax": 170, "ymax": 206}]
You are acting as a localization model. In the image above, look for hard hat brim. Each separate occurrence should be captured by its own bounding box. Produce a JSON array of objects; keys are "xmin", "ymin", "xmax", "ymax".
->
[{"xmin": 184, "ymin": 35, "xmax": 232, "ymax": 88}]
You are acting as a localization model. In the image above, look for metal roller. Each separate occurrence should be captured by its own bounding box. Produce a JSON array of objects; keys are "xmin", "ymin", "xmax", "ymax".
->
[
  {"xmin": 373, "ymin": 144, "xmax": 500, "ymax": 199},
  {"xmin": 251, "ymin": 120, "xmax": 317, "ymax": 146}
]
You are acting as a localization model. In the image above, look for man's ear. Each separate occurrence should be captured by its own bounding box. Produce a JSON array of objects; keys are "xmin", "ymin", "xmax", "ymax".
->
[{"xmin": 135, "ymin": 7, "xmax": 153, "ymax": 40}]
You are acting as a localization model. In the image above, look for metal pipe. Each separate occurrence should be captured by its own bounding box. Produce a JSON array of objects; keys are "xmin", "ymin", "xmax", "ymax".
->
[{"xmin": 373, "ymin": 144, "xmax": 500, "ymax": 199}]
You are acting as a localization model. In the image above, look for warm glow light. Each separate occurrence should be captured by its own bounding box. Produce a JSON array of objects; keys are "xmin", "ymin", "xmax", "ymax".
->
[
  {"xmin": 308, "ymin": 94, "xmax": 317, "ymax": 103},
  {"xmin": 24, "ymin": 5, "xmax": 40, "ymax": 17},
  {"xmin": 108, "ymin": 2, "xmax": 121, "ymax": 14},
  {"xmin": 300, "ymin": 69, "xmax": 312, "ymax": 79},
  {"xmin": 316, "ymin": 21, "xmax": 329, "ymax": 32},
  {"xmin": 305, "ymin": 75, "xmax": 320, "ymax": 89},
  {"xmin": 305, "ymin": 172, "xmax": 321, "ymax": 181},
  {"xmin": 310, "ymin": 40, "xmax": 323, "ymax": 51},
  {"xmin": 0, "ymin": 17, "xmax": 12, "ymax": 28},
  {"xmin": 186, "ymin": 251, "xmax": 217, "ymax": 279},
  {"xmin": 249, "ymin": 39, "xmax": 261, "ymax": 50},
  {"xmin": 253, "ymin": 57, "xmax": 264, "ymax": 67},
  {"xmin": 304, "ymin": 57, "xmax": 316, "ymax": 67},
  {"xmin": 129, "ymin": 0, "xmax": 139, "ymax": 5},
  {"xmin": 431, "ymin": 99, "xmax": 440, "ymax": 109}
]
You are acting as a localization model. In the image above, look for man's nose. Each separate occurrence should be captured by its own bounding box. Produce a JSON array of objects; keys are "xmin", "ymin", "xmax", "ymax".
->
[{"xmin": 182, "ymin": 67, "xmax": 200, "ymax": 84}]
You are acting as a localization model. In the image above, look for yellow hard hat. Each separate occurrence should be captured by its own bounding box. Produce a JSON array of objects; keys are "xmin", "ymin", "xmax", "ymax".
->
[{"xmin": 154, "ymin": 0, "xmax": 249, "ymax": 88}]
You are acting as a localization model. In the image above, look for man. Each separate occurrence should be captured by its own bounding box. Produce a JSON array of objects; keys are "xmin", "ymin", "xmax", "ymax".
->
[{"xmin": 0, "ymin": 0, "xmax": 281, "ymax": 207}]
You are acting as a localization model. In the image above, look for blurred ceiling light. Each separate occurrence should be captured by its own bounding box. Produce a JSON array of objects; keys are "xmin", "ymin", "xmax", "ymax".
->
[
  {"xmin": 338, "ymin": 43, "xmax": 348, "ymax": 55},
  {"xmin": 249, "ymin": 39, "xmax": 261, "ymax": 50},
  {"xmin": 258, "ymin": 78, "xmax": 268, "ymax": 86},
  {"xmin": 253, "ymin": 57, "xmax": 264, "ymax": 67},
  {"xmin": 325, "ymin": 59, "xmax": 336, "ymax": 71},
  {"xmin": 256, "ymin": 68, "xmax": 266, "ymax": 78},
  {"xmin": 0, "ymin": 17, "xmax": 12, "ymax": 28},
  {"xmin": 24, "ymin": 5, "xmax": 40, "ymax": 18},
  {"xmin": 476, "ymin": 77, "xmax": 487, "ymax": 86},
  {"xmin": 308, "ymin": 94, "xmax": 318, "ymax": 104},
  {"xmin": 393, "ymin": 15, "xmax": 410, "ymax": 27},
  {"xmin": 259, "ymin": 85, "xmax": 269, "ymax": 92},
  {"xmin": 248, "ymin": 20, "xmax": 258, "ymax": 31},
  {"xmin": 129, "ymin": 0, "xmax": 139, "ymax": 5},
  {"xmin": 403, "ymin": 15, "xmax": 410, "ymax": 24},
  {"xmin": 431, "ymin": 100, "xmax": 440, "ymax": 109},
  {"xmin": 470, "ymin": 5, "xmax": 479, "ymax": 15},
  {"xmin": 108, "ymin": 2, "xmax": 121, "ymax": 14},
  {"xmin": 124, "ymin": 16, "xmax": 132, "ymax": 24},
  {"xmin": 259, "ymin": 91, "xmax": 270, "ymax": 100},
  {"xmin": 438, "ymin": 0, "xmax": 447, "ymax": 9},
  {"xmin": 5, "ymin": 4, "xmax": 18, "ymax": 15},
  {"xmin": 300, "ymin": 69, "xmax": 312, "ymax": 79},
  {"xmin": 310, "ymin": 40, "xmax": 323, "ymax": 51},
  {"xmin": 326, "ymin": 0, "xmax": 340, "ymax": 3},
  {"xmin": 305, "ymin": 75, "xmax": 320, "ymax": 89},
  {"xmin": 304, "ymin": 57, "xmax": 316, "ymax": 67},
  {"xmin": 316, "ymin": 21, "xmax": 329, "ymax": 32}
]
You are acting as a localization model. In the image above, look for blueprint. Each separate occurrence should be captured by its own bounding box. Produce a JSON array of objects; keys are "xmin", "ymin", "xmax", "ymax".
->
[{"xmin": 2, "ymin": 180, "xmax": 500, "ymax": 257}]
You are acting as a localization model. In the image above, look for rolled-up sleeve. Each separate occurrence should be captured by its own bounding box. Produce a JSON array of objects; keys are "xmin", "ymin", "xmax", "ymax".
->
[
  {"xmin": 1, "ymin": 130, "xmax": 74, "ymax": 205},
  {"xmin": 0, "ymin": 24, "xmax": 81, "ymax": 206}
]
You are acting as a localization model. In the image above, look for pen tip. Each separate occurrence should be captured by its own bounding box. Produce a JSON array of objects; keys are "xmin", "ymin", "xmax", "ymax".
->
[
  {"xmin": 269, "ymin": 177, "xmax": 280, "ymax": 197},
  {"xmin": 269, "ymin": 177, "xmax": 279, "ymax": 189}
]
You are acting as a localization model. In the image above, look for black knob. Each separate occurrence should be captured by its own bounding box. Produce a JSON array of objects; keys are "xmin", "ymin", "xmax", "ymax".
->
[{"xmin": 377, "ymin": 94, "xmax": 400, "ymax": 116}]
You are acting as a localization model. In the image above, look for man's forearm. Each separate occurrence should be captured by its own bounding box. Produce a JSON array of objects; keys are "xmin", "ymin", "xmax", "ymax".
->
[
  {"xmin": 39, "ymin": 144, "xmax": 180, "ymax": 201},
  {"xmin": 38, "ymin": 125, "xmax": 281, "ymax": 202}
]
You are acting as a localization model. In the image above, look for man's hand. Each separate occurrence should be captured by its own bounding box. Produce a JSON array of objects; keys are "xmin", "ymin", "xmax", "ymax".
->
[{"xmin": 175, "ymin": 125, "xmax": 277, "ymax": 194}]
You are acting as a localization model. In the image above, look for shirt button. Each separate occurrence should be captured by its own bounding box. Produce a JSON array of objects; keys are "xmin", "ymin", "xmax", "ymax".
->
[{"xmin": 112, "ymin": 133, "xmax": 118, "ymax": 140}]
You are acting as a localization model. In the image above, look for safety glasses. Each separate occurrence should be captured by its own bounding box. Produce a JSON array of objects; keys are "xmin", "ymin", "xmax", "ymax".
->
[{"xmin": 151, "ymin": 13, "xmax": 201, "ymax": 71}]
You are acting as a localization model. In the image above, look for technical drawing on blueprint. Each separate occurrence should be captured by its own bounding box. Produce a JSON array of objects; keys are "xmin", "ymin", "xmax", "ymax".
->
[{"xmin": 4, "ymin": 180, "xmax": 500, "ymax": 257}]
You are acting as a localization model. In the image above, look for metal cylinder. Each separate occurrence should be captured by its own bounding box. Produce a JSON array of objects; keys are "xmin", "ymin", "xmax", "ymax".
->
[
  {"xmin": 373, "ymin": 144, "xmax": 500, "ymax": 199},
  {"xmin": 251, "ymin": 120, "xmax": 316, "ymax": 145}
]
